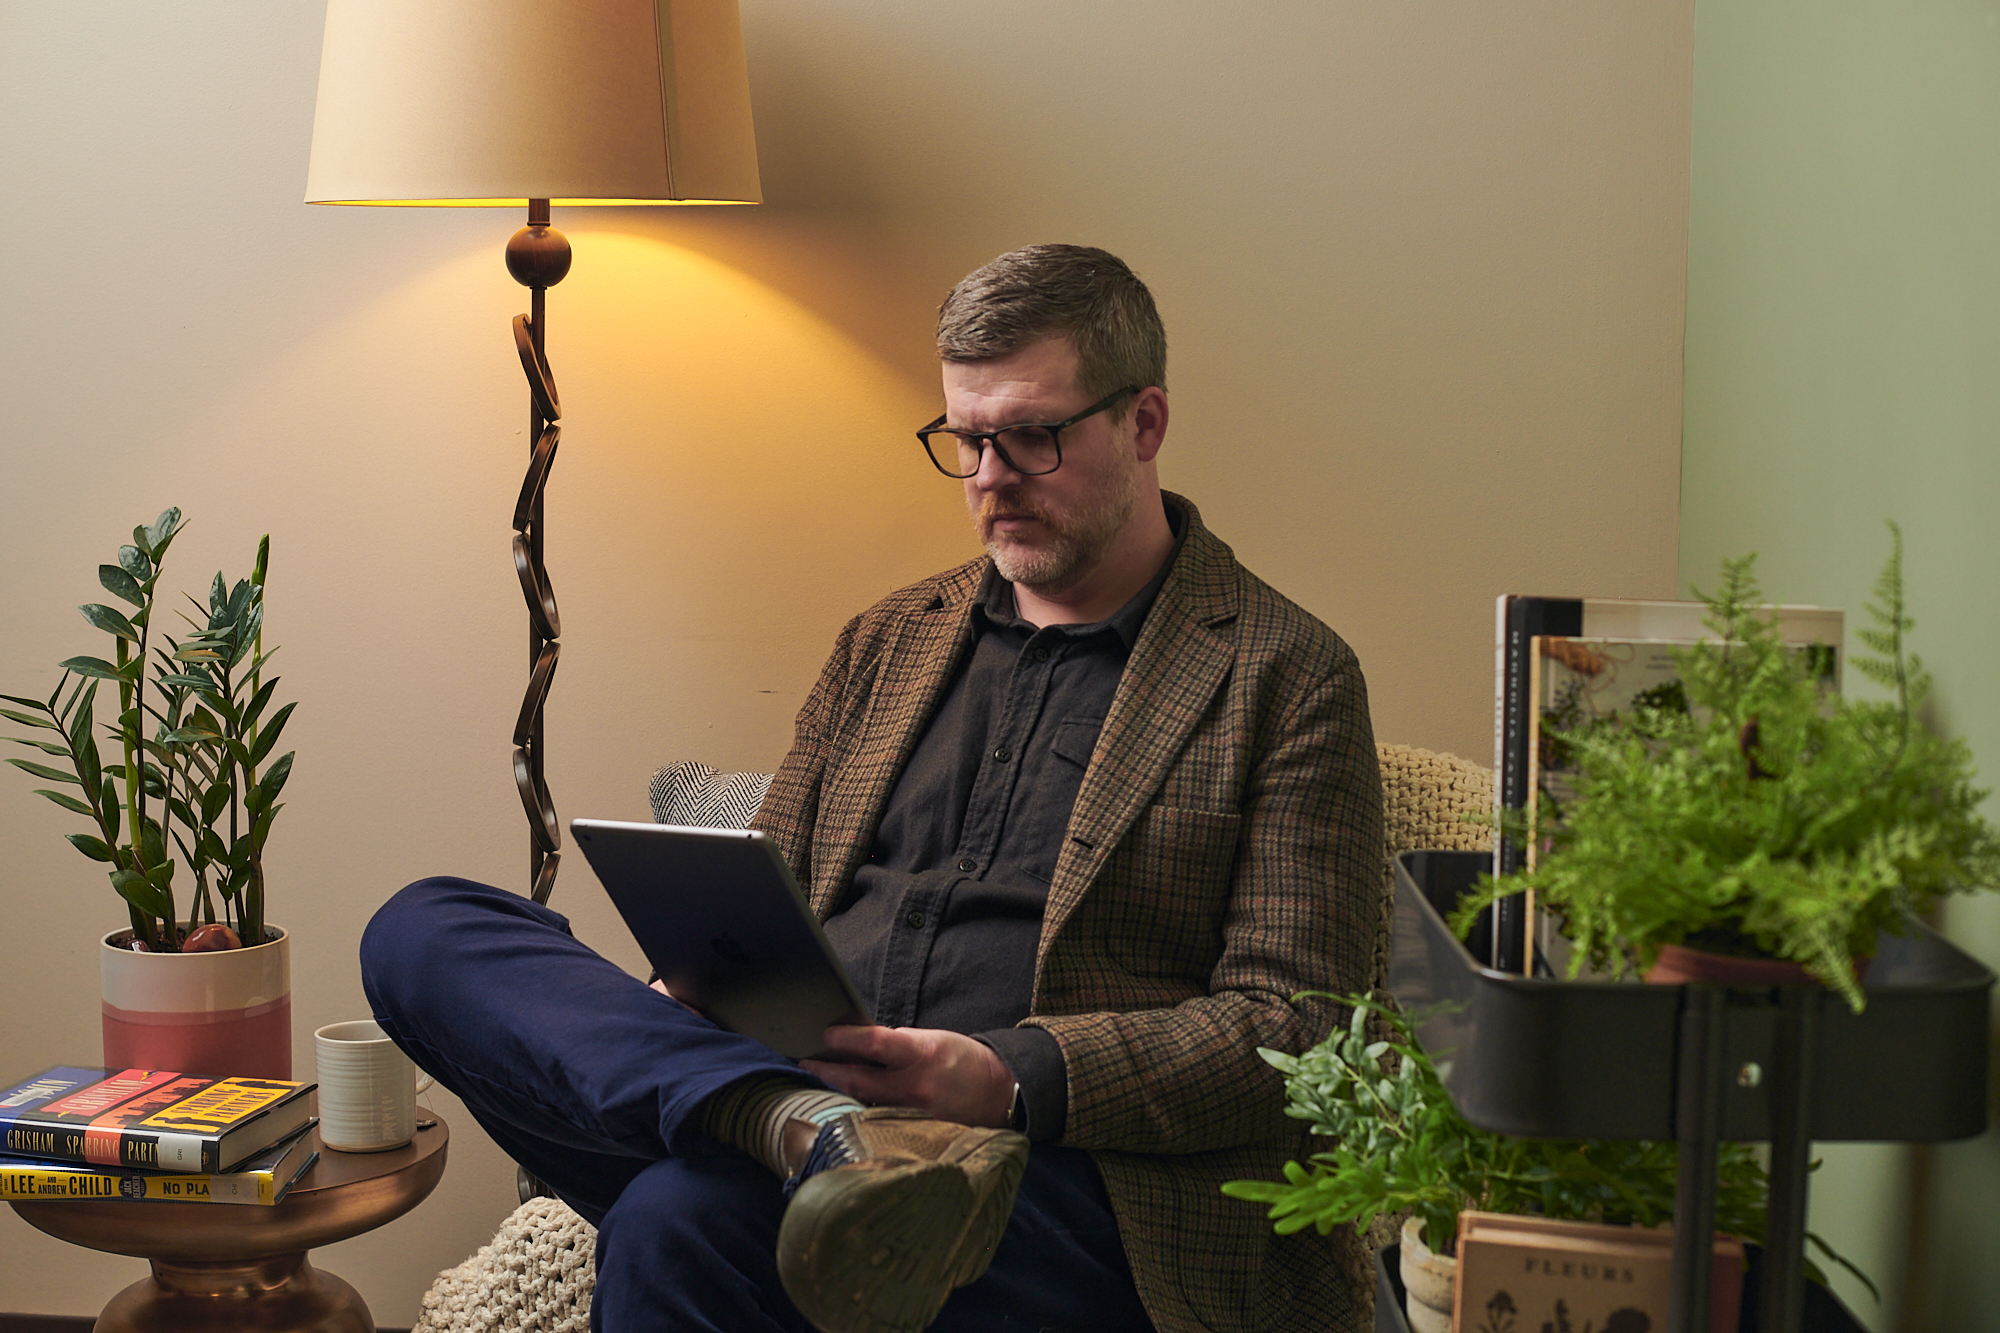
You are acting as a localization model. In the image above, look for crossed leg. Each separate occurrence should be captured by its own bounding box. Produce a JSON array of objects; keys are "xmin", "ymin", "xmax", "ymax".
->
[{"xmin": 361, "ymin": 877, "xmax": 1155, "ymax": 1333}]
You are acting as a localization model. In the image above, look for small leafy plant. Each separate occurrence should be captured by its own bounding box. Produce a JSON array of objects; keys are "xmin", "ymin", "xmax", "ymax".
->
[
  {"xmin": 1222, "ymin": 995, "xmax": 1869, "ymax": 1293},
  {"xmin": 1451, "ymin": 525, "xmax": 2000, "ymax": 1011},
  {"xmin": 1223, "ymin": 995, "xmax": 1766, "ymax": 1250},
  {"xmin": 2, "ymin": 509, "xmax": 297, "ymax": 952}
]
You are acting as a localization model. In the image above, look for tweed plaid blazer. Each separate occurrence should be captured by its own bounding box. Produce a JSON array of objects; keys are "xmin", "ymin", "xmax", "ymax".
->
[{"xmin": 751, "ymin": 495, "xmax": 1384, "ymax": 1333}]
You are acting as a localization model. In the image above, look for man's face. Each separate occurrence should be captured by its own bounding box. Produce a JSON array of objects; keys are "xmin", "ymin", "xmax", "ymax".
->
[{"xmin": 942, "ymin": 338, "xmax": 1139, "ymax": 593}]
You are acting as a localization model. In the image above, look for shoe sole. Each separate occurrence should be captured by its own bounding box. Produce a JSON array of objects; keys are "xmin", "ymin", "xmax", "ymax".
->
[
  {"xmin": 777, "ymin": 1130, "xmax": 1029, "ymax": 1333},
  {"xmin": 933, "ymin": 1129, "xmax": 1029, "ymax": 1288}
]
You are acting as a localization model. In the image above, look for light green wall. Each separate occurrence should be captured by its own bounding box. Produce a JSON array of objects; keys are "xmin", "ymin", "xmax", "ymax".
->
[{"xmin": 1683, "ymin": 1, "xmax": 2000, "ymax": 1328}]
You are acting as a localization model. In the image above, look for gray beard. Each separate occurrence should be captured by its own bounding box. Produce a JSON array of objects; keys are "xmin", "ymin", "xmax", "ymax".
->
[{"xmin": 981, "ymin": 469, "xmax": 1139, "ymax": 593}]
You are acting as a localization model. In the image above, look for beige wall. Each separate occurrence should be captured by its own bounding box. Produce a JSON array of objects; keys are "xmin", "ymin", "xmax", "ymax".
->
[{"xmin": 0, "ymin": 1, "xmax": 1690, "ymax": 1321}]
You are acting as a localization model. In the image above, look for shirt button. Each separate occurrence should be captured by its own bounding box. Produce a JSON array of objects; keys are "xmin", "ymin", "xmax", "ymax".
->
[
  {"xmin": 905, "ymin": 909, "xmax": 927, "ymax": 929},
  {"xmin": 957, "ymin": 857, "xmax": 977, "ymax": 873},
  {"xmin": 993, "ymin": 745, "xmax": 1012, "ymax": 763},
  {"xmin": 1033, "ymin": 647, "xmax": 1050, "ymax": 662}
]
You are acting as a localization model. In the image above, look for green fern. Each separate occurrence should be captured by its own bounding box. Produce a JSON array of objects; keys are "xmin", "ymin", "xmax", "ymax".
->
[
  {"xmin": 1852, "ymin": 521, "xmax": 1922, "ymax": 761},
  {"xmin": 1450, "ymin": 524, "xmax": 2000, "ymax": 1012}
]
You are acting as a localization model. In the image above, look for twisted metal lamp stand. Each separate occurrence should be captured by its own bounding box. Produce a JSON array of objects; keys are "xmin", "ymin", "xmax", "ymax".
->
[{"xmin": 506, "ymin": 199, "xmax": 571, "ymax": 906}]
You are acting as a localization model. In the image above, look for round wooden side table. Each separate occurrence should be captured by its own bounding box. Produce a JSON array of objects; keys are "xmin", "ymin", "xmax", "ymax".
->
[{"xmin": 10, "ymin": 1117, "xmax": 448, "ymax": 1333}]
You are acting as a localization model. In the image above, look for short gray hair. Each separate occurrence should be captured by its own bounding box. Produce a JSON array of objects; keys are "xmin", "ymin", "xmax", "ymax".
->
[{"xmin": 936, "ymin": 245, "xmax": 1167, "ymax": 402}]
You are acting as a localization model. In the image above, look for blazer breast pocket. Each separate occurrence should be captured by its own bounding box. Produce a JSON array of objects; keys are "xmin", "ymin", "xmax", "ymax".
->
[{"xmin": 1094, "ymin": 805, "xmax": 1243, "ymax": 979}]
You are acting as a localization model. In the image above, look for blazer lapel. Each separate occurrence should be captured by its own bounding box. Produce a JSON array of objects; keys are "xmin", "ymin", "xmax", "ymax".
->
[
  {"xmin": 808, "ymin": 585, "xmax": 977, "ymax": 915},
  {"xmin": 1042, "ymin": 502, "xmax": 1241, "ymax": 949}
]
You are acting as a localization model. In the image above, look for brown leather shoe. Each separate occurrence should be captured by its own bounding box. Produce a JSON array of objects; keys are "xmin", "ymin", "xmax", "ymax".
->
[{"xmin": 776, "ymin": 1108, "xmax": 1029, "ymax": 1333}]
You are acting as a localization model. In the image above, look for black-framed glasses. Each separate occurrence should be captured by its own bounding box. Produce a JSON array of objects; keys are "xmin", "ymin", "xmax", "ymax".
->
[{"xmin": 916, "ymin": 387, "xmax": 1140, "ymax": 478}]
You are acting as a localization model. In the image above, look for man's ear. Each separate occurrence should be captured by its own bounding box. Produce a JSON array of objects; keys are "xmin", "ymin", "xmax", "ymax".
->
[{"xmin": 1130, "ymin": 387, "xmax": 1169, "ymax": 463}]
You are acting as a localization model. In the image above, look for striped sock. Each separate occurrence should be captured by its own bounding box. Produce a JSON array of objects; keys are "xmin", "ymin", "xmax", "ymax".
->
[{"xmin": 698, "ymin": 1076, "xmax": 863, "ymax": 1179}]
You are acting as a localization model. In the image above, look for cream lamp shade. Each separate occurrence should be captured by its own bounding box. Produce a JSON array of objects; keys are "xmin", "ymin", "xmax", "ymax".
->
[{"xmin": 305, "ymin": 0, "xmax": 762, "ymax": 206}]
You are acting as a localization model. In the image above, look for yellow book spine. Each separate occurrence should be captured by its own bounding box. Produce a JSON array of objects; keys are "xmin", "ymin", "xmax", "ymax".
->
[{"xmin": 0, "ymin": 1166, "xmax": 275, "ymax": 1205}]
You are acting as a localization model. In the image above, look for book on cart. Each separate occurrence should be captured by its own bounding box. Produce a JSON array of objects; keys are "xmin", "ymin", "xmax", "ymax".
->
[
  {"xmin": 0, "ymin": 1066, "xmax": 315, "ymax": 1174},
  {"xmin": 1452, "ymin": 1210, "xmax": 1745, "ymax": 1333},
  {"xmin": 0, "ymin": 1120, "xmax": 319, "ymax": 1206},
  {"xmin": 1493, "ymin": 595, "xmax": 1843, "ymax": 976}
]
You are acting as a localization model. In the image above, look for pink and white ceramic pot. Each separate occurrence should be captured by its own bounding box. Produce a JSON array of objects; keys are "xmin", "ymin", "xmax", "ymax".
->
[{"xmin": 99, "ymin": 925, "xmax": 291, "ymax": 1079}]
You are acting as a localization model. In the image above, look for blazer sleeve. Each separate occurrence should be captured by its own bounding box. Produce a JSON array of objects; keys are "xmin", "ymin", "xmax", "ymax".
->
[
  {"xmin": 1023, "ymin": 632, "xmax": 1384, "ymax": 1155},
  {"xmin": 748, "ymin": 614, "xmax": 863, "ymax": 887}
]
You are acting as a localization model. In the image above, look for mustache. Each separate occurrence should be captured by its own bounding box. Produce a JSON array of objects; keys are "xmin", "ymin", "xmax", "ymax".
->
[{"xmin": 973, "ymin": 492, "xmax": 1053, "ymax": 526}]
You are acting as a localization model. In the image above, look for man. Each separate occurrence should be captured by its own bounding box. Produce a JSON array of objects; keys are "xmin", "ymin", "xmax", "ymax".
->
[{"xmin": 362, "ymin": 245, "xmax": 1382, "ymax": 1333}]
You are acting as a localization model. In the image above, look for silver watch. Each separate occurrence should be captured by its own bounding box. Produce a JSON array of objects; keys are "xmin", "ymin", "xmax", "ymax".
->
[{"xmin": 1007, "ymin": 1081, "xmax": 1029, "ymax": 1134}]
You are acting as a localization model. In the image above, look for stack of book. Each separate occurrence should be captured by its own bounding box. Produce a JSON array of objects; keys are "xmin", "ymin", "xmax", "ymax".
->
[{"xmin": 0, "ymin": 1065, "xmax": 319, "ymax": 1206}]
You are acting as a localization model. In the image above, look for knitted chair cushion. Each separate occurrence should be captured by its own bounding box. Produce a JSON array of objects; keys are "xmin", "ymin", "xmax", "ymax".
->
[
  {"xmin": 418, "ymin": 745, "xmax": 1494, "ymax": 1331},
  {"xmin": 1368, "ymin": 742, "xmax": 1493, "ymax": 1006},
  {"xmin": 414, "ymin": 1195, "xmax": 597, "ymax": 1333},
  {"xmin": 1376, "ymin": 742, "xmax": 1493, "ymax": 865}
]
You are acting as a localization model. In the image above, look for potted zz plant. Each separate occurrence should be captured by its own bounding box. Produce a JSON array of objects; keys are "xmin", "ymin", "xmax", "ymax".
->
[
  {"xmin": 1452, "ymin": 524, "xmax": 2000, "ymax": 1012},
  {"xmin": 1224, "ymin": 995, "xmax": 1867, "ymax": 1333},
  {"xmin": 3, "ymin": 508, "xmax": 299, "ymax": 1078}
]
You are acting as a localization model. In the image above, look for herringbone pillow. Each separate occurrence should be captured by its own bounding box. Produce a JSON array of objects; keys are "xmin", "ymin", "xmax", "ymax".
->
[{"xmin": 647, "ymin": 760, "xmax": 773, "ymax": 829}]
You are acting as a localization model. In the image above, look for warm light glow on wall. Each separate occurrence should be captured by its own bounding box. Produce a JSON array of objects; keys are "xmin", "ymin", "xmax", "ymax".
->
[
  {"xmin": 219, "ymin": 227, "xmax": 968, "ymax": 664},
  {"xmin": 539, "ymin": 231, "xmax": 938, "ymax": 492}
]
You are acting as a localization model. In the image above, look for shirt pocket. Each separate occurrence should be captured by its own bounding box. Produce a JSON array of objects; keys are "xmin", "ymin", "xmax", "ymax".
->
[{"xmin": 1049, "ymin": 715, "xmax": 1102, "ymax": 769}]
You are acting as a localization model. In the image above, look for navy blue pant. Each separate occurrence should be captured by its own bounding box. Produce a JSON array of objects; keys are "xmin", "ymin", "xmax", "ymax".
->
[{"xmin": 361, "ymin": 878, "xmax": 1156, "ymax": 1333}]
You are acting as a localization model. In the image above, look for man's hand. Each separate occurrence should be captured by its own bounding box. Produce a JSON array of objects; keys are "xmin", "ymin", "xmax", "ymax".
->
[
  {"xmin": 801, "ymin": 1026, "xmax": 1015, "ymax": 1128},
  {"xmin": 648, "ymin": 978, "xmax": 705, "ymax": 1018}
]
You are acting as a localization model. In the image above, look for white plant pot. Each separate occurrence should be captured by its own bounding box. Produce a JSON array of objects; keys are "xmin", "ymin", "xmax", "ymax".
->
[
  {"xmin": 1400, "ymin": 1215, "xmax": 1456, "ymax": 1333},
  {"xmin": 100, "ymin": 925, "xmax": 291, "ymax": 1079}
]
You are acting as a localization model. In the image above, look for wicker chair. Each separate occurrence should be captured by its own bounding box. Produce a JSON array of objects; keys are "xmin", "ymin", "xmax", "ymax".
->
[{"xmin": 410, "ymin": 744, "xmax": 1493, "ymax": 1333}]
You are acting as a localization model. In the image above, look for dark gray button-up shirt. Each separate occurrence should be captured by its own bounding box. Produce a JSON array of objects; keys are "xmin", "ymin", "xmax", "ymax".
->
[{"xmin": 821, "ymin": 518, "xmax": 1183, "ymax": 1141}]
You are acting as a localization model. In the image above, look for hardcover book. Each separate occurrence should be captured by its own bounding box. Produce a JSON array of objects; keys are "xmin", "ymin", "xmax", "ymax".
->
[
  {"xmin": 0, "ymin": 1121, "xmax": 319, "ymax": 1206},
  {"xmin": 1494, "ymin": 596, "xmax": 1843, "ymax": 975},
  {"xmin": 0, "ymin": 1066, "xmax": 314, "ymax": 1174},
  {"xmin": 1452, "ymin": 1210, "xmax": 1743, "ymax": 1333}
]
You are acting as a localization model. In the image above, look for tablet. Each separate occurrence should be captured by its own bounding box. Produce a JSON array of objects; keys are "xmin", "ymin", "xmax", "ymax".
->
[{"xmin": 571, "ymin": 818, "xmax": 873, "ymax": 1062}]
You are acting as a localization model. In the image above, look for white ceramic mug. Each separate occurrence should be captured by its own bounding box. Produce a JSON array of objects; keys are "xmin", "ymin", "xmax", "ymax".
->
[{"xmin": 313, "ymin": 1019, "xmax": 435, "ymax": 1152}]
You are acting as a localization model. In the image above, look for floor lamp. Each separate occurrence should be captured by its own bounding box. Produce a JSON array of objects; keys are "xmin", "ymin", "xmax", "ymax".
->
[{"xmin": 304, "ymin": 0, "xmax": 761, "ymax": 906}]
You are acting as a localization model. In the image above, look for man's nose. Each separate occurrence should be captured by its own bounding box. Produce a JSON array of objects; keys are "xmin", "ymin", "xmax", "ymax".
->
[{"xmin": 970, "ymin": 439, "xmax": 1024, "ymax": 489}]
